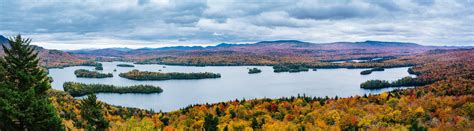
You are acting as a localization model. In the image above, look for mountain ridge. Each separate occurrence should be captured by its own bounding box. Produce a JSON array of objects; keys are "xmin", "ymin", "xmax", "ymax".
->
[{"xmin": 68, "ymin": 40, "xmax": 425, "ymax": 53}]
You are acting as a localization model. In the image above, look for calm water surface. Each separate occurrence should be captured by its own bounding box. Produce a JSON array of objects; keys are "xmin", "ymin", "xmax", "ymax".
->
[{"xmin": 49, "ymin": 62, "xmax": 414, "ymax": 112}]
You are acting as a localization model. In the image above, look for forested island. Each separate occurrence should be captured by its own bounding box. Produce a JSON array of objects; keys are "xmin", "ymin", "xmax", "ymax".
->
[
  {"xmin": 95, "ymin": 63, "xmax": 104, "ymax": 70},
  {"xmin": 248, "ymin": 68, "xmax": 262, "ymax": 74},
  {"xmin": 360, "ymin": 67, "xmax": 385, "ymax": 75},
  {"xmin": 273, "ymin": 64, "xmax": 309, "ymax": 73},
  {"xmin": 74, "ymin": 69, "xmax": 112, "ymax": 78},
  {"xmin": 360, "ymin": 76, "xmax": 428, "ymax": 89},
  {"xmin": 119, "ymin": 69, "xmax": 221, "ymax": 80},
  {"xmin": 117, "ymin": 64, "xmax": 135, "ymax": 67},
  {"xmin": 63, "ymin": 82, "xmax": 163, "ymax": 97}
]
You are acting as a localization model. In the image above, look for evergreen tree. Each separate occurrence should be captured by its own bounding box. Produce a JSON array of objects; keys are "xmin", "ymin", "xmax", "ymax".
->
[
  {"xmin": 204, "ymin": 114, "xmax": 218, "ymax": 131},
  {"xmin": 251, "ymin": 117, "xmax": 259, "ymax": 129},
  {"xmin": 79, "ymin": 94, "xmax": 109, "ymax": 130},
  {"xmin": 0, "ymin": 35, "xmax": 63, "ymax": 130}
]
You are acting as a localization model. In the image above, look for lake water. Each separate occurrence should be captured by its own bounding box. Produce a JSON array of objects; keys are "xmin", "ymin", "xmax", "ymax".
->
[{"xmin": 49, "ymin": 62, "xmax": 414, "ymax": 112}]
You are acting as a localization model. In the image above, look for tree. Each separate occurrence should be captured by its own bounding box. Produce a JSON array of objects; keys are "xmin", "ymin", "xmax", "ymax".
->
[
  {"xmin": 204, "ymin": 114, "xmax": 218, "ymax": 131},
  {"xmin": 0, "ymin": 35, "xmax": 63, "ymax": 130},
  {"xmin": 79, "ymin": 94, "xmax": 109, "ymax": 130}
]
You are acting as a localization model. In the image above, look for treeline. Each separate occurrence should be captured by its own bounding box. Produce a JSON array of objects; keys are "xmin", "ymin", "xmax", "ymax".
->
[
  {"xmin": 248, "ymin": 68, "xmax": 262, "ymax": 74},
  {"xmin": 74, "ymin": 69, "xmax": 112, "ymax": 78},
  {"xmin": 117, "ymin": 64, "xmax": 135, "ymax": 67},
  {"xmin": 360, "ymin": 67, "xmax": 384, "ymax": 75},
  {"xmin": 360, "ymin": 76, "xmax": 429, "ymax": 89},
  {"xmin": 63, "ymin": 82, "xmax": 163, "ymax": 97},
  {"xmin": 119, "ymin": 69, "xmax": 221, "ymax": 80}
]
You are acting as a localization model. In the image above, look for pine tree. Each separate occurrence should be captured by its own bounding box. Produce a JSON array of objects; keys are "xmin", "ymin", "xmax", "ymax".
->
[
  {"xmin": 204, "ymin": 114, "xmax": 218, "ymax": 131},
  {"xmin": 79, "ymin": 94, "xmax": 109, "ymax": 130},
  {"xmin": 0, "ymin": 35, "xmax": 63, "ymax": 130}
]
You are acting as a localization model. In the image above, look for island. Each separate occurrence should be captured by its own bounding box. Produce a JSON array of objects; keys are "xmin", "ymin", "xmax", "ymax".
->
[
  {"xmin": 360, "ymin": 76, "xmax": 426, "ymax": 89},
  {"xmin": 273, "ymin": 64, "xmax": 309, "ymax": 73},
  {"xmin": 117, "ymin": 64, "xmax": 135, "ymax": 67},
  {"xmin": 248, "ymin": 68, "xmax": 262, "ymax": 74},
  {"xmin": 95, "ymin": 64, "xmax": 104, "ymax": 70},
  {"xmin": 78, "ymin": 61, "xmax": 104, "ymax": 70},
  {"xmin": 360, "ymin": 67, "xmax": 385, "ymax": 75},
  {"xmin": 119, "ymin": 69, "xmax": 221, "ymax": 80},
  {"xmin": 74, "ymin": 69, "xmax": 113, "ymax": 78},
  {"xmin": 63, "ymin": 82, "xmax": 163, "ymax": 97}
]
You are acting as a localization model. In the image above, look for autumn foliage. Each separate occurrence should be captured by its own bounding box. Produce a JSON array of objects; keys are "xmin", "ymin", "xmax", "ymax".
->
[{"xmin": 48, "ymin": 49, "xmax": 474, "ymax": 130}]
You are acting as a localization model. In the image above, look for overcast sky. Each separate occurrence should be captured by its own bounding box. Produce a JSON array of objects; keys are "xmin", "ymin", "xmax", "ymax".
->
[{"xmin": 1, "ymin": 0, "xmax": 473, "ymax": 49}]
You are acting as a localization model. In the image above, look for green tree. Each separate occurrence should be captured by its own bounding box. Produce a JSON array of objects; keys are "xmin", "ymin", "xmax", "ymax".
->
[
  {"xmin": 79, "ymin": 94, "xmax": 109, "ymax": 130},
  {"xmin": 0, "ymin": 35, "xmax": 63, "ymax": 130},
  {"xmin": 204, "ymin": 114, "xmax": 218, "ymax": 131}
]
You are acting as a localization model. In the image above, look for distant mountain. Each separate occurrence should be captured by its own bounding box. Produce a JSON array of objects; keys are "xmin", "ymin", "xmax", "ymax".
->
[
  {"xmin": 0, "ymin": 35, "xmax": 86, "ymax": 68},
  {"xmin": 256, "ymin": 40, "xmax": 309, "ymax": 45},
  {"xmin": 354, "ymin": 40, "xmax": 421, "ymax": 47},
  {"xmin": 67, "ymin": 40, "xmax": 460, "ymax": 61},
  {"xmin": 107, "ymin": 47, "xmax": 133, "ymax": 52},
  {"xmin": 68, "ymin": 40, "xmax": 442, "ymax": 54}
]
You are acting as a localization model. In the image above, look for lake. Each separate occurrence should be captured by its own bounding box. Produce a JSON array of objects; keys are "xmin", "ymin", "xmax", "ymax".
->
[{"xmin": 49, "ymin": 62, "xmax": 414, "ymax": 112}]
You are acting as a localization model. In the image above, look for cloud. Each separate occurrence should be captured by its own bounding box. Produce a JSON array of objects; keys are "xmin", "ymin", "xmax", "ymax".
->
[{"xmin": 0, "ymin": 0, "xmax": 473, "ymax": 49}]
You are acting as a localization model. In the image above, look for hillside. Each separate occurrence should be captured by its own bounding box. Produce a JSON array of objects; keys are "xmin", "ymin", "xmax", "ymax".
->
[
  {"xmin": 68, "ymin": 40, "xmax": 464, "ymax": 66},
  {"xmin": 0, "ymin": 35, "xmax": 91, "ymax": 68}
]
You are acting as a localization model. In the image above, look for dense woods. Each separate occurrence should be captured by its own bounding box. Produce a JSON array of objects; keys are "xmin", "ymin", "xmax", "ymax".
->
[
  {"xmin": 361, "ymin": 49, "xmax": 473, "ymax": 89},
  {"xmin": 119, "ymin": 69, "xmax": 221, "ymax": 80},
  {"xmin": 248, "ymin": 68, "xmax": 262, "ymax": 74},
  {"xmin": 273, "ymin": 64, "xmax": 309, "ymax": 73},
  {"xmin": 360, "ymin": 80, "xmax": 391, "ymax": 89},
  {"xmin": 361, "ymin": 76, "xmax": 431, "ymax": 89},
  {"xmin": 74, "ymin": 69, "xmax": 113, "ymax": 78},
  {"xmin": 95, "ymin": 63, "xmax": 104, "ymax": 70},
  {"xmin": 63, "ymin": 82, "xmax": 163, "ymax": 97},
  {"xmin": 117, "ymin": 64, "xmax": 135, "ymax": 67}
]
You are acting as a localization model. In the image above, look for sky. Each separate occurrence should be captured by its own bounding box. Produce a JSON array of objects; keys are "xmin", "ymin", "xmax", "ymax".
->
[{"xmin": 0, "ymin": 0, "xmax": 473, "ymax": 50}]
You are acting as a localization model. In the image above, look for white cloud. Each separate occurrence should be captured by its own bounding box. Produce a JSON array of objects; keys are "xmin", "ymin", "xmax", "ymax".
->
[{"xmin": 0, "ymin": 0, "xmax": 473, "ymax": 49}]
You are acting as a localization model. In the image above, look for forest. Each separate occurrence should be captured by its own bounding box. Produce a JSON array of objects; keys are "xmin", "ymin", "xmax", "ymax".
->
[
  {"xmin": 273, "ymin": 64, "xmax": 309, "ymax": 73},
  {"xmin": 63, "ymin": 82, "xmax": 163, "ymax": 97},
  {"xmin": 360, "ymin": 76, "xmax": 429, "ymax": 89},
  {"xmin": 50, "ymin": 77, "xmax": 473, "ymax": 130},
  {"xmin": 74, "ymin": 69, "xmax": 113, "ymax": 78},
  {"xmin": 119, "ymin": 69, "xmax": 221, "ymax": 80}
]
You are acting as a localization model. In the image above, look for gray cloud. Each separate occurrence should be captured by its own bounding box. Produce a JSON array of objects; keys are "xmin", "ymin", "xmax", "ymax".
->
[{"xmin": 0, "ymin": 0, "xmax": 473, "ymax": 49}]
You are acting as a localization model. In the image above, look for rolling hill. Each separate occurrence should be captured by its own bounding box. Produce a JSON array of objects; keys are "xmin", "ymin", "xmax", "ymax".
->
[{"xmin": 68, "ymin": 40, "xmax": 464, "ymax": 66}]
